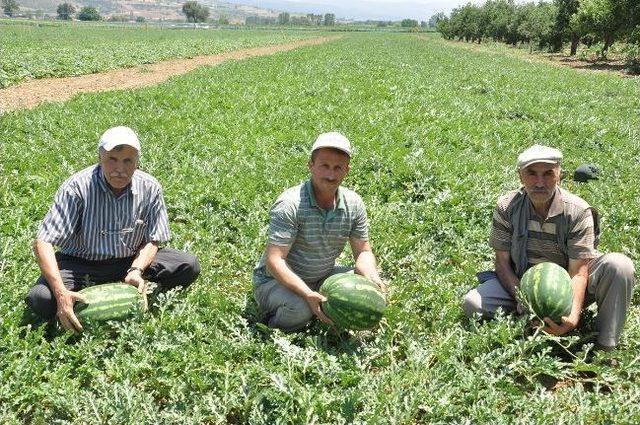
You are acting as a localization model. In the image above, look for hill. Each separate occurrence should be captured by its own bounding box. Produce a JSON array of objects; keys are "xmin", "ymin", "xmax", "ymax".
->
[{"xmin": 15, "ymin": 0, "xmax": 281, "ymax": 22}]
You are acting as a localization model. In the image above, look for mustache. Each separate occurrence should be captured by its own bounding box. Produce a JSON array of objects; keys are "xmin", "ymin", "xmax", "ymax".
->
[{"xmin": 109, "ymin": 172, "xmax": 128, "ymax": 178}]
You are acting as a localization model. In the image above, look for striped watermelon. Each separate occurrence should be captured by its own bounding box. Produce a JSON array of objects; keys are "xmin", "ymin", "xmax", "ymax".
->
[
  {"xmin": 74, "ymin": 283, "xmax": 147, "ymax": 327},
  {"xmin": 319, "ymin": 273, "xmax": 386, "ymax": 330},
  {"xmin": 519, "ymin": 262, "xmax": 573, "ymax": 323}
]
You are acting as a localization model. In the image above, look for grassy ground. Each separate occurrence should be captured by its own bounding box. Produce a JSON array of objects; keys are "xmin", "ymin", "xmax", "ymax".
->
[
  {"xmin": 1, "ymin": 32, "xmax": 639, "ymax": 423},
  {"xmin": 0, "ymin": 21, "xmax": 321, "ymax": 87}
]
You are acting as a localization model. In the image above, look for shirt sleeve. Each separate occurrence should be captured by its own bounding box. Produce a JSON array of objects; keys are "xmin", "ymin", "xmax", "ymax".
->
[
  {"xmin": 144, "ymin": 186, "xmax": 170, "ymax": 243},
  {"xmin": 489, "ymin": 201, "xmax": 512, "ymax": 251},
  {"xmin": 267, "ymin": 199, "xmax": 298, "ymax": 246},
  {"xmin": 567, "ymin": 209, "xmax": 598, "ymax": 260},
  {"xmin": 36, "ymin": 182, "xmax": 82, "ymax": 246},
  {"xmin": 349, "ymin": 196, "xmax": 369, "ymax": 241}
]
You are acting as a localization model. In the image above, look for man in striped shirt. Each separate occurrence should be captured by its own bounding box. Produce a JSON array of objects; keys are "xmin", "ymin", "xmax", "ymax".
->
[
  {"xmin": 463, "ymin": 145, "xmax": 635, "ymax": 350},
  {"xmin": 27, "ymin": 126, "xmax": 200, "ymax": 332},
  {"xmin": 253, "ymin": 132, "xmax": 385, "ymax": 331}
]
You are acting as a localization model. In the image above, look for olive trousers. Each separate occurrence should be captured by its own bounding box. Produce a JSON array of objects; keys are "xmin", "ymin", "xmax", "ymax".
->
[
  {"xmin": 462, "ymin": 253, "xmax": 635, "ymax": 347},
  {"xmin": 254, "ymin": 266, "xmax": 352, "ymax": 332}
]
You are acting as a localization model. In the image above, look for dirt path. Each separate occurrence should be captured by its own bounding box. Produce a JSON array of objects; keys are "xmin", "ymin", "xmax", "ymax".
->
[{"xmin": 0, "ymin": 36, "xmax": 340, "ymax": 114}]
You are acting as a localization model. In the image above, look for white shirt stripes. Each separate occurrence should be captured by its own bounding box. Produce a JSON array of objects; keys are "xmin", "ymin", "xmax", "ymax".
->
[
  {"xmin": 37, "ymin": 164, "xmax": 170, "ymax": 261},
  {"xmin": 253, "ymin": 180, "xmax": 369, "ymax": 286}
]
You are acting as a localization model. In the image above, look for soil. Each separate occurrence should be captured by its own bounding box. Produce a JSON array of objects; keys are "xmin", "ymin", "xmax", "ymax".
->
[{"xmin": 0, "ymin": 36, "xmax": 340, "ymax": 114}]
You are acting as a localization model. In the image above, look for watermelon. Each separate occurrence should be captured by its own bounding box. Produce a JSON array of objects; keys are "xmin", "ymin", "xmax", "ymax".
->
[
  {"xmin": 518, "ymin": 262, "xmax": 573, "ymax": 323},
  {"xmin": 74, "ymin": 283, "xmax": 147, "ymax": 327},
  {"xmin": 319, "ymin": 273, "xmax": 386, "ymax": 330}
]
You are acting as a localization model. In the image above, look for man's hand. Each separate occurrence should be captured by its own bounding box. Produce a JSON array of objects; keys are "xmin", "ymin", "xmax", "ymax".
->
[
  {"xmin": 304, "ymin": 291, "xmax": 333, "ymax": 324},
  {"xmin": 56, "ymin": 290, "xmax": 87, "ymax": 333},
  {"xmin": 125, "ymin": 269, "xmax": 146, "ymax": 293},
  {"xmin": 542, "ymin": 315, "xmax": 579, "ymax": 336}
]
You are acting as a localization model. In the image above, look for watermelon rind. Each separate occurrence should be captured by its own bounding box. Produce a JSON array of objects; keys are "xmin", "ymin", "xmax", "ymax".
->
[
  {"xmin": 518, "ymin": 262, "xmax": 573, "ymax": 323},
  {"xmin": 319, "ymin": 273, "xmax": 386, "ymax": 330},
  {"xmin": 74, "ymin": 283, "xmax": 147, "ymax": 327}
]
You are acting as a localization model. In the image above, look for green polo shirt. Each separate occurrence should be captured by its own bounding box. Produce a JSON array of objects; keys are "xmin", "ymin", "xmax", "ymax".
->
[{"xmin": 253, "ymin": 180, "xmax": 369, "ymax": 286}]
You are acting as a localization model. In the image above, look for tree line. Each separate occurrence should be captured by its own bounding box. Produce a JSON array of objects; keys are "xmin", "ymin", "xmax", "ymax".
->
[
  {"xmin": 432, "ymin": 0, "xmax": 640, "ymax": 72},
  {"xmin": 246, "ymin": 12, "xmax": 336, "ymax": 26}
]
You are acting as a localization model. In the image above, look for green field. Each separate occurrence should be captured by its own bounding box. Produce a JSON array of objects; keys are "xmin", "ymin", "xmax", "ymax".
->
[
  {"xmin": 0, "ymin": 21, "xmax": 321, "ymax": 88},
  {"xmin": 1, "ymin": 33, "xmax": 640, "ymax": 423}
]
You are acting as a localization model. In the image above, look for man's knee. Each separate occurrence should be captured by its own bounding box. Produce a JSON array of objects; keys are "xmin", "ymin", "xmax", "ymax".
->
[
  {"xmin": 270, "ymin": 297, "xmax": 314, "ymax": 331},
  {"xmin": 462, "ymin": 289, "xmax": 483, "ymax": 318},
  {"xmin": 181, "ymin": 253, "xmax": 200, "ymax": 286},
  {"xmin": 598, "ymin": 253, "xmax": 635, "ymax": 283},
  {"xmin": 26, "ymin": 283, "xmax": 56, "ymax": 320},
  {"xmin": 153, "ymin": 249, "xmax": 200, "ymax": 287}
]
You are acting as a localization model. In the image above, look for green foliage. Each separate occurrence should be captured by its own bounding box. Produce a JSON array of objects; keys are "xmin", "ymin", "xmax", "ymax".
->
[
  {"xmin": 438, "ymin": 0, "xmax": 638, "ymax": 57},
  {"xmin": 278, "ymin": 12, "xmax": 290, "ymax": 25},
  {"xmin": 77, "ymin": 6, "xmax": 101, "ymax": 21},
  {"xmin": 181, "ymin": 1, "xmax": 209, "ymax": 23},
  {"xmin": 1, "ymin": 33, "xmax": 640, "ymax": 422},
  {"xmin": 0, "ymin": 22, "xmax": 319, "ymax": 88},
  {"xmin": 401, "ymin": 18, "xmax": 419, "ymax": 28},
  {"xmin": 1, "ymin": 0, "xmax": 19, "ymax": 17},
  {"xmin": 324, "ymin": 13, "xmax": 335, "ymax": 26},
  {"xmin": 56, "ymin": 2, "xmax": 74, "ymax": 20}
]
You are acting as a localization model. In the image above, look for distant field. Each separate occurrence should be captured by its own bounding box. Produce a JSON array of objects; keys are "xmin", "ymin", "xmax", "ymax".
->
[
  {"xmin": 0, "ymin": 21, "xmax": 321, "ymax": 87},
  {"xmin": 1, "ymin": 33, "xmax": 639, "ymax": 423}
]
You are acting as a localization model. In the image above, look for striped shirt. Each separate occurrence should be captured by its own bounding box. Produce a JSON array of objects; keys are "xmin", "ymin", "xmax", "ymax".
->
[
  {"xmin": 37, "ymin": 164, "xmax": 170, "ymax": 261},
  {"xmin": 253, "ymin": 180, "xmax": 369, "ymax": 286},
  {"xmin": 490, "ymin": 187, "xmax": 598, "ymax": 270}
]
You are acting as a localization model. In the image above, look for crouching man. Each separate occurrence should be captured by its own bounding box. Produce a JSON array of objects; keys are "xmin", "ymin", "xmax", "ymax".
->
[
  {"xmin": 27, "ymin": 126, "xmax": 200, "ymax": 332},
  {"xmin": 463, "ymin": 145, "xmax": 635, "ymax": 350},
  {"xmin": 253, "ymin": 132, "xmax": 384, "ymax": 331}
]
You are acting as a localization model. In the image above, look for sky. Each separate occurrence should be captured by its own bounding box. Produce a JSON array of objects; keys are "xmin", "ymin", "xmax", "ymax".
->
[{"xmin": 226, "ymin": 0, "xmax": 485, "ymax": 21}]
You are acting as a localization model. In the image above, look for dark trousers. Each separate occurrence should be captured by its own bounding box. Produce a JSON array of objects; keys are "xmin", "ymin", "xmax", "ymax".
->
[{"xmin": 27, "ymin": 248, "xmax": 200, "ymax": 320}]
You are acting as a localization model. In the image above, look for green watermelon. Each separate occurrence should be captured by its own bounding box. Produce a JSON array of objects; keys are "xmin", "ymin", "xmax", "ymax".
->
[
  {"xmin": 518, "ymin": 262, "xmax": 573, "ymax": 323},
  {"xmin": 74, "ymin": 283, "xmax": 147, "ymax": 327},
  {"xmin": 319, "ymin": 273, "xmax": 386, "ymax": 330}
]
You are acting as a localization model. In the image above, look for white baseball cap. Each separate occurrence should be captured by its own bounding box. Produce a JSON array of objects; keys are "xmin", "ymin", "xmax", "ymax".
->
[
  {"xmin": 98, "ymin": 126, "xmax": 141, "ymax": 154},
  {"xmin": 311, "ymin": 132, "xmax": 351, "ymax": 157},
  {"xmin": 517, "ymin": 144, "xmax": 562, "ymax": 170}
]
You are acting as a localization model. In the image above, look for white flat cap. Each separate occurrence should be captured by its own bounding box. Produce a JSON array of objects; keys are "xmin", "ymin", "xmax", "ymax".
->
[{"xmin": 517, "ymin": 144, "xmax": 562, "ymax": 170}]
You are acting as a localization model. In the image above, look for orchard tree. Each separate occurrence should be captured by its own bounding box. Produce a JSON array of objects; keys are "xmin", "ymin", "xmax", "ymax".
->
[
  {"xmin": 572, "ymin": 0, "xmax": 623, "ymax": 54},
  {"xmin": 2, "ymin": 0, "xmax": 19, "ymax": 17},
  {"xmin": 78, "ymin": 6, "xmax": 100, "ymax": 21},
  {"xmin": 56, "ymin": 2, "xmax": 75, "ymax": 20},
  {"xmin": 277, "ymin": 12, "xmax": 289, "ymax": 25},
  {"xmin": 428, "ymin": 12, "xmax": 446, "ymax": 28},
  {"xmin": 182, "ymin": 1, "xmax": 209, "ymax": 23},
  {"xmin": 401, "ymin": 18, "xmax": 419, "ymax": 28},
  {"xmin": 324, "ymin": 13, "xmax": 335, "ymax": 26}
]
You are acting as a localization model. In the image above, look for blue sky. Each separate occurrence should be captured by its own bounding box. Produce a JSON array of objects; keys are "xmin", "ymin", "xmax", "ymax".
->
[{"xmin": 227, "ymin": 0, "xmax": 485, "ymax": 21}]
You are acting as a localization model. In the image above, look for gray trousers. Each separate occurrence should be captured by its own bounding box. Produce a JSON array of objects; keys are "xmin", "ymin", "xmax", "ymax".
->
[
  {"xmin": 462, "ymin": 253, "xmax": 635, "ymax": 347},
  {"xmin": 27, "ymin": 248, "xmax": 200, "ymax": 320},
  {"xmin": 254, "ymin": 266, "xmax": 352, "ymax": 332}
]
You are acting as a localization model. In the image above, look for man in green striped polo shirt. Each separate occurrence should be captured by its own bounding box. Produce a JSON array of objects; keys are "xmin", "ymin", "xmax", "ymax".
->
[
  {"xmin": 253, "ymin": 132, "xmax": 384, "ymax": 331},
  {"xmin": 463, "ymin": 145, "xmax": 635, "ymax": 350}
]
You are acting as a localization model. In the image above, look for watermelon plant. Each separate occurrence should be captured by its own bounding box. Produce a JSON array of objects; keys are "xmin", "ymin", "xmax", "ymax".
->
[
  {"xmin": 0, "ymin": 32, "xmax": 639, "ymax": 423},
  {"xmin": 518, "ymin": 262, "xmax": 573, "ymax": 323},
  {"xmin": 0, "ymin": 21, "xmax": 321, "ymax": 88},
  {"xmin": 319, "ymin": 273, "xmax": 386, "ymax": 330}
]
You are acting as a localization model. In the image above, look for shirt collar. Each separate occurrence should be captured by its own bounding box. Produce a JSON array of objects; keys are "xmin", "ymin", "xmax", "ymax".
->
[
  {"xmin": 305, "ymin": 180, "xmax": 345, "ymax": 211},
  {"xmin": 526, "ymin": 186, "xmax": 563, "ymax": 219}
]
